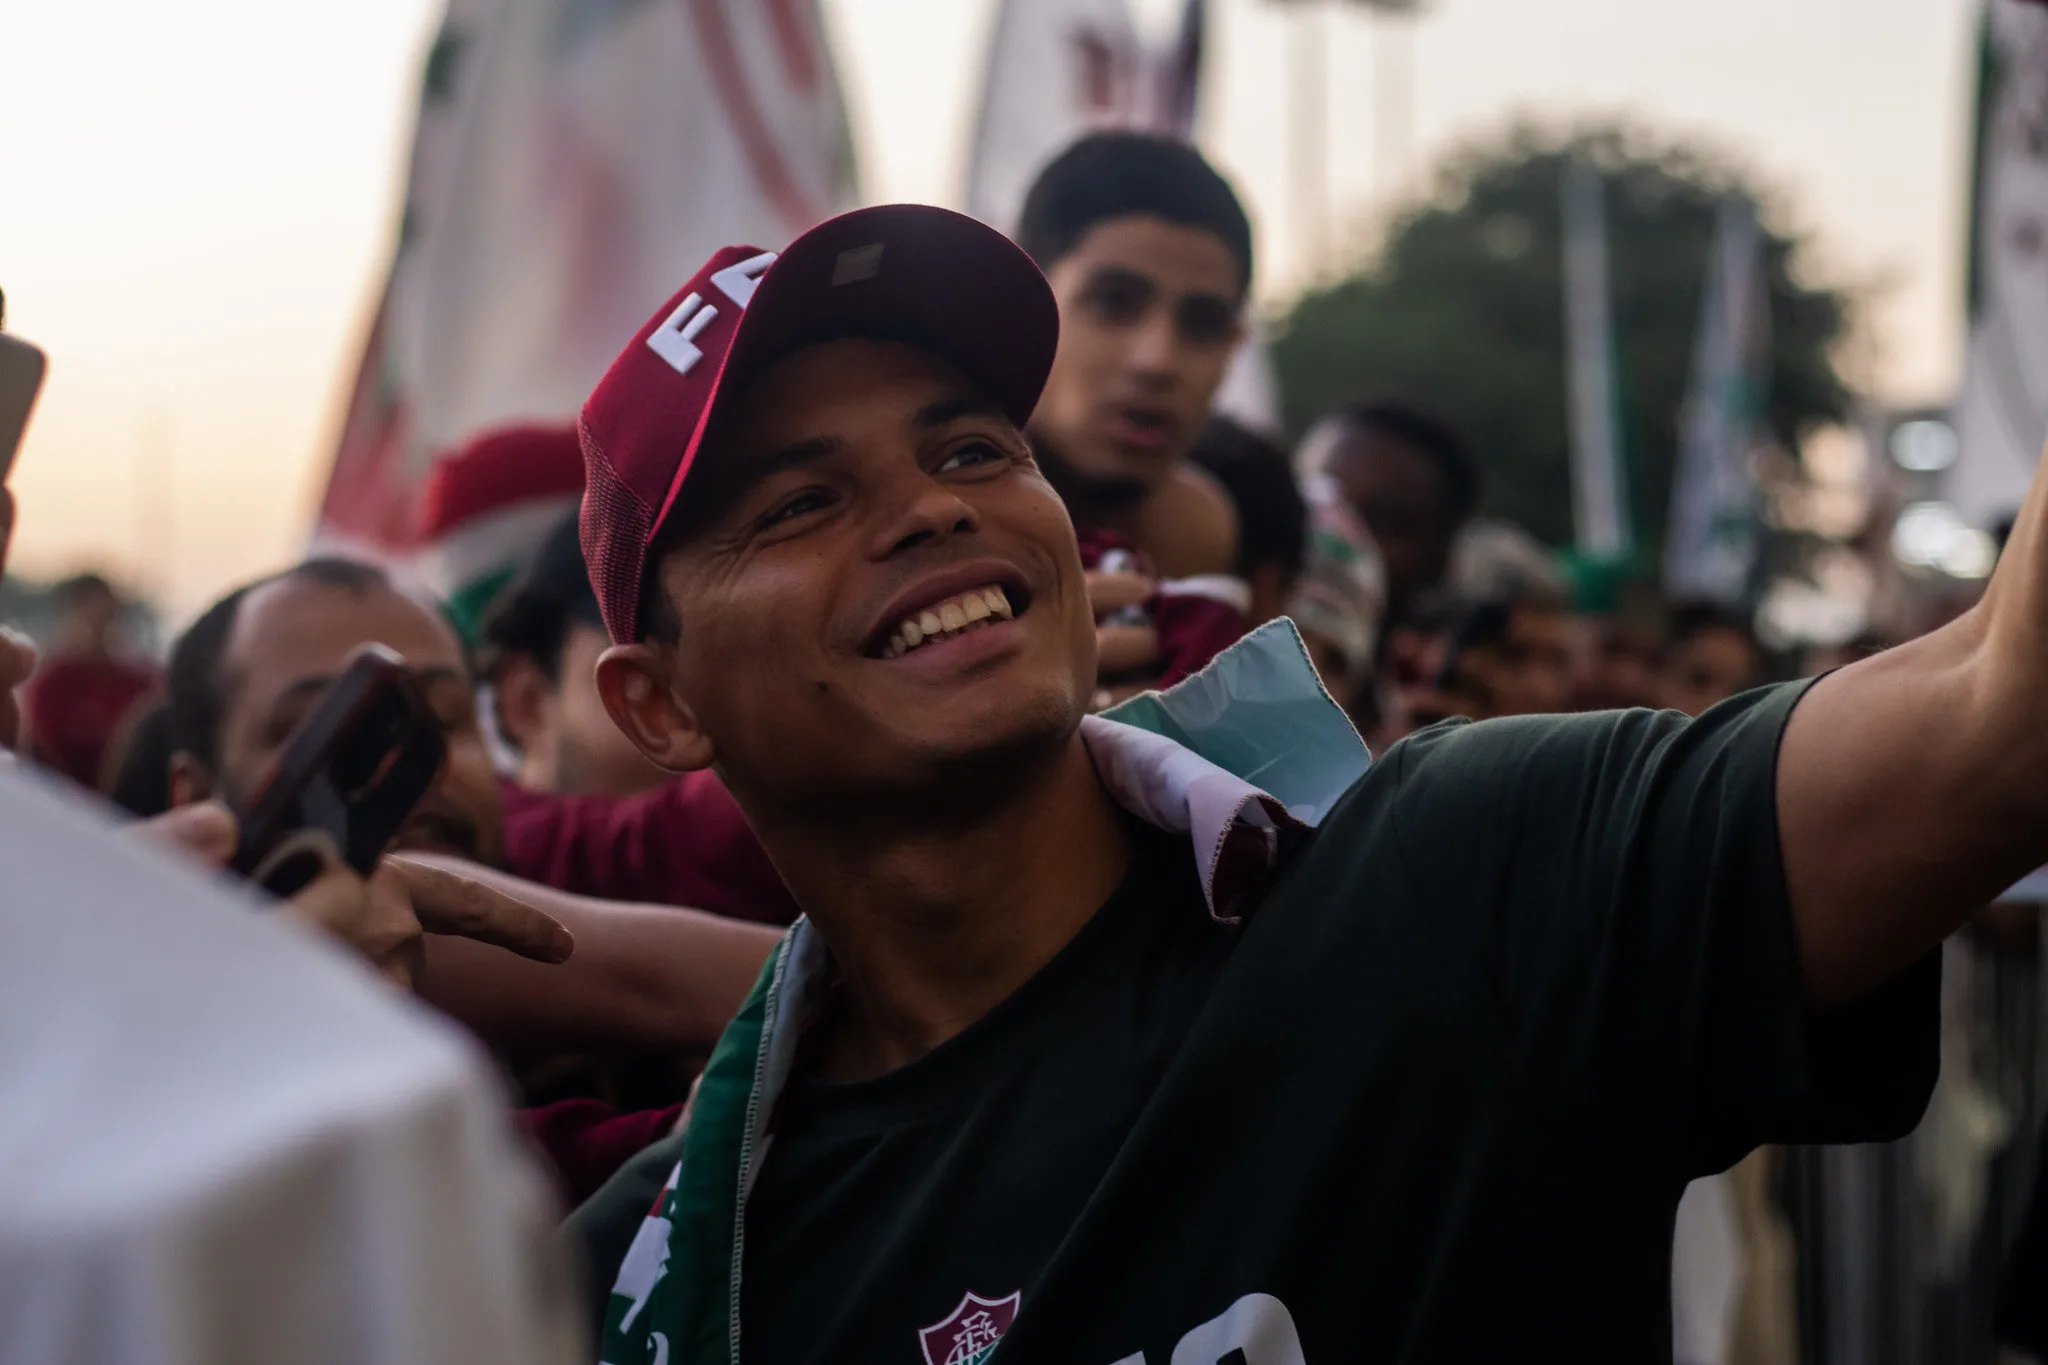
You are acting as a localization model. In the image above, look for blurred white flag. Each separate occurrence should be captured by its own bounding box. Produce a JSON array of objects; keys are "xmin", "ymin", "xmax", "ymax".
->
[
  {"xmin": 965, "ymin": 0, "xmax": 1277, "ymax": 433},
  {"xmin": 964, "ymin": 0, "xmax": 1150, "ymax": 234},
  {"xmin": 317, "ymin": 0, "xmax": 857, "ymax": 567},
  {"xmin": 1664, "ymin": 199, "xmax": 1768, "ymax": 606},
  {"xmin": 1951, "ymin": 0, "xmax": 2048, "ymax": 529}
]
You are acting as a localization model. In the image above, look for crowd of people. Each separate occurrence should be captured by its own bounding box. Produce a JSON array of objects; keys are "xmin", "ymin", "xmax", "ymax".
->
[{"xmin": 3, "ymin": 130, "xmax": 2045, "ymax": 1364}]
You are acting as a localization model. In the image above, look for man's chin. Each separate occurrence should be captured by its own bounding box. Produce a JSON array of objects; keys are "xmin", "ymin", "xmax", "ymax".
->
[
  {"xmin": 1034, "ymin": 441, "xmax": 1160, "ymax": 511},
  {"xmin": 894, "ymin": 691, "xmax": 1083, "ymax": 779}
]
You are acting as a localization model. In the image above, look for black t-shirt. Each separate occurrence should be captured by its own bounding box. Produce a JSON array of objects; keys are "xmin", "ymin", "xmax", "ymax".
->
[
  {"xmin": 574, "ymin": 684, "xmax": 1938, "ymax": 1364},
  {"xmin": 1999, "ymin": 1118, "xmax": 2048, "ymax": 1355},
  {"xmin": 741, "ymin": 822, "xmax": 1223, "ymax": 1364}
]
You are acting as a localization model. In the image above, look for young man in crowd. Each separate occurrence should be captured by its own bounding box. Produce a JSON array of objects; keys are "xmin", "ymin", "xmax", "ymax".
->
[
  {"xmin": 166, "ymin": 559, "xmax": 795, "ymax": 926},
  {"xmin": 160, "ymin": 559, "xmax": 783, "ymax": 1032},
  {"xmin": 480, "ymin": 511, "xmax": 665, "ymax": 799},
  {"xmin": 1015, "ymin": 133, "xmax": 1248, "ymax": 582},
  {"xmin": 20, "ymin": 571, "xmax": 158, "ymax": 788},
  {"xmin": 1013, "ymin": 134, "xmax": 1262, "ymax": 695},
  {"xmin": 1299, "ymin": 399, "xmax": 1482, "ymax": 619},
  {"xmin": 569, "ymin": 204, "xmax": 2041, "ymax": 1362},
  {"xmin": 1186, "ymin": 415, "xmax": 1305, "ymax": 627},
  {"xmin": 159, "ymin": 558, "xmax": 786, "ymax": 1203},
  {"xmin": 1660, "ymin": 599, "xmax": 1764, "ymax": 718},
  {"xmin": 1435, "ymin": 585, "xmax": 1576, "ymax": 720}
]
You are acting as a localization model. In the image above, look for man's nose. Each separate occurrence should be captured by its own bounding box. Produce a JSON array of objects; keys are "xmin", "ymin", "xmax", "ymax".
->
[
  {"xmin": 1125, "ymin": 307, "xmax": 1181, "ymax": 382},
  {"xmin": 867, "ymin": 468, "xmax": 980, "ymax": 560}
]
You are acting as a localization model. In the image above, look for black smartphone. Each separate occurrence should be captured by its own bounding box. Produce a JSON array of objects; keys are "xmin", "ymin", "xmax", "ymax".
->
[{"xmin": 230, "ymin": 644, "xmax": 448, "ymax": 898}]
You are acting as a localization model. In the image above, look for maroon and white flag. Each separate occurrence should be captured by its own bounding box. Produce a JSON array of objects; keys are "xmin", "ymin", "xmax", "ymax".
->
[
  {"xmin": 963, "ymin": 0, "xmax": 1206, "ymax": 235},
  {"xmin": 317, "ymin": 0, "xmax": 857, "ymax": 598}
]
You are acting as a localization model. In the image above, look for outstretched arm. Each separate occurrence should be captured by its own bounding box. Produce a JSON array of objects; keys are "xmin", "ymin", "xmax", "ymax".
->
[
  {"xmin": 409, "ymin": 855, "xmax": 783, "ymax": 1052},
  {"xmin": 1781, "ymin": 465, "xmax": 2048, "ymax": 1008}
]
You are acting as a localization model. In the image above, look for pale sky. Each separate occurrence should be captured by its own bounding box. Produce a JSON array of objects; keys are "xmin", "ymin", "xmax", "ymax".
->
[{"xmin": 1, "ymin": 0, "xmax": 1980, "ymax": 617}]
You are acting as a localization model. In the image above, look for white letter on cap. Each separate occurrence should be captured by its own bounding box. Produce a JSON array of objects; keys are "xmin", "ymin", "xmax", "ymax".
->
[
  {"xmin": 647, "ymin": 292, "xmax": 718, "ymax": 375},
  {"xmin": 711, "ymin": 250, "xmax": 777, "ymax": 308}
]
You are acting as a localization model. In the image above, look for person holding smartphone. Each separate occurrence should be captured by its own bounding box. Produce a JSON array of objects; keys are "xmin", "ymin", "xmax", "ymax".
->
[{"xmin": 563, "ymin": 203, "xmax": 2048, "ymax": 1365}]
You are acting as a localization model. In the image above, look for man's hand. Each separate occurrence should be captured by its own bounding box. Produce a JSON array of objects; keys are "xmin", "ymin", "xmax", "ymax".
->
[
  {"xmin": 1, "ymin": 624, "xmax": 38, "ymax": 753},
  {"xmin": 1086, "ymin": 568, "xmax": 1162, "ymax": 710},
  {"xmin": 133, "ymin": 802, "xmax": 240, "ymax": 864},
  {"xmin": 130, "ymin": 803, "xmax": 573, "ymax": 988},
  {"xmin": 288, "ymin": 858, "xmax": 573, "ymax": 990},
  {"xmin": 0, "ymin": 486, "xmax": 32, "ymax": 752},
  {"xmin": 386, "ymin": 855, "xmax": 575, "ymax": 964},
  {"xmin": 290, "ymin": 859, "xmax": 429, "ymax": 989}
]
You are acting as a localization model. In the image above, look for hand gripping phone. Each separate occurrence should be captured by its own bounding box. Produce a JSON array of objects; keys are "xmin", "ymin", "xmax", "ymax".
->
[
  {"xmin": 229, "ymin": 645, "xmax": 448, "ymax": 898},
  {"xmin": 0, "ymin": 290, "xmax": 47, "ymax": 481}
]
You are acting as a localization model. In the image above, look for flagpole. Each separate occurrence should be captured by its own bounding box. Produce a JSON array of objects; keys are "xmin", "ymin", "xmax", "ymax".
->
[
  {"xmin": 1371, "ymin": 6, "xmax": 1416, "ymax": 197},
  {"xmin": 1289, "ymin": 2, "xmax": 1329, "ymax": 274}
]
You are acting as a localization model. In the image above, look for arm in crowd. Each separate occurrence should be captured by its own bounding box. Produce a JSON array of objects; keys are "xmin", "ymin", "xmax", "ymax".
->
[
  {"xmin": 1780, "ymin": 466, "xmax": 2048, "ymax": 1008},
  {"xmin": 409, "ymin": 853, "xmax": 782, "ymax": 1054},
  {"xmin": 132, "ymin": 803, "xmax": 576, "ymax": 988}
]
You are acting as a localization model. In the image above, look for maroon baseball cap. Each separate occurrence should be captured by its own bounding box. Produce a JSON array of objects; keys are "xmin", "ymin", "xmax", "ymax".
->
[{"xmin": 578, "ymin": 203, "xmax": 1060, "ymax": 644}]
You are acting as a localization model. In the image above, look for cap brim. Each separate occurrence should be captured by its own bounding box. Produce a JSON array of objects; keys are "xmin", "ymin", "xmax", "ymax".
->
[{"xmin": 655, "ymin": 205, "xmax": 1059, "ymax": 529}]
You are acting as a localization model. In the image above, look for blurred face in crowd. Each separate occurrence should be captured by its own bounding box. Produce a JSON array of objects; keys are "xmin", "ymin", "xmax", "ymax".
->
[
  {"xmin": 1324, "ymin": 424, "xmax": 1461, "ymax": 609},
  {"xmin": 1032, "ymin": 216, "xmax": 1245, "ymax": 493},
  {"xmin": 1461, "ymin": 601, "xmax": 1575, "ymax": 718},
  {"xmin": 57, "ymin": 581, "xmax": 123, "ymax": 655},
  {"xmin": 1661, "ymin": 625, "xmax": 1761, "ymax": 718},
  {"xmin": 601, "ymin": 338, "xmax": 1097, "ymax": 818},
  {"xmin": 495, "ymin": 620, "xmax": 663, "ymax": 798},
  {"xmin": 1572, "ymin": 618, "xmax": 1662, "ymax": 712},
  {"xmin": 174, "ymin": 575, "xmax": 505, "ymax": 865}
]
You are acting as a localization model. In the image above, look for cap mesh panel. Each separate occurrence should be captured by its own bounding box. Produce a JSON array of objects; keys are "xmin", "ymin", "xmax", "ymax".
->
[{"xmin": 578, "ymin": 423, "xmax": 656, "ymax": 644}]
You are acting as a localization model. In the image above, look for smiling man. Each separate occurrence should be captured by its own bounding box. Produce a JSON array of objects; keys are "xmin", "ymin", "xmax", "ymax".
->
[{"xmin": 573, "ymin": 204, "xmax": 2048, "ymax": 1365}]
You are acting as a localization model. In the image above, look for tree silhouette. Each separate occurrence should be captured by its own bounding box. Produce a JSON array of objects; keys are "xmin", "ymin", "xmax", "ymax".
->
[{"xmin": 1272, "ymin": 123, "xmax": 1855, "ymax": 554}]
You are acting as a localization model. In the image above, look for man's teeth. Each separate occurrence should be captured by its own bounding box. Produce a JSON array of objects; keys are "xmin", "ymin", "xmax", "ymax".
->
[{"xmin": 882, "ymin": 587, "xmax": 1013, "ymax": 659}]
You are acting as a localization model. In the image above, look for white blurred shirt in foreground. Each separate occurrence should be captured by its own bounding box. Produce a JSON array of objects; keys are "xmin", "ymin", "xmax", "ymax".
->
[{"xmin": 0, "ymin": 762, "xmax": 579, "ymax": 1365}]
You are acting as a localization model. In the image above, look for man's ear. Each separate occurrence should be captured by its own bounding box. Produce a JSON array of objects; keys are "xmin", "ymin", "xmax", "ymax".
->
[
  {"xmin": 168, "ymin": 751, "xmax": 213, "ymax": 808},
  {"xmin": 595, "ymin": 643, "xmax": 715, "ymax": 773},
  {"xmin": 493, "ymin": 656, "xmax": 551, "ymax": 754}
]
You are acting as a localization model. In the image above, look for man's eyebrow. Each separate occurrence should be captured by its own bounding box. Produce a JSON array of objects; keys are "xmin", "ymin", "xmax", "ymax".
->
[
  {"xmin": 1085, "ymin": 263, "xmax": 1155, "ymax": 291},
  {"xmin": 263, "ymin": 664, "xmax": 466, "ymax": 717},
  {"xmin": 714, "ymin": 434, "xmax": 844, "ymax": 510},
  {"xmin": 748, "ymin": 434, "xmax": 842, "ymax": 482},
  {"xmin": 912, "ymin": 395, "xmax": 1007, "ymax": 430}
]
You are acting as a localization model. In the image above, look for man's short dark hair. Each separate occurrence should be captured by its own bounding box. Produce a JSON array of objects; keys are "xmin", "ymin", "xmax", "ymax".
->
[
  {"xmin": 51, "ymin": 572, "xmax": 118, "ymax": 613},
  {"xmin": 1188, "ymin": 417, "xmax": 1306, "ymax": 581},
  {"xmin": 1017, "ymin": 133, "xmax": 1254, "ymax": 297},
  {"xmin": 1339, "ymin": 401, "xmax": 1482, "ymax": 526},
  {"xmin": 478, "ymin": 511, "xmax": 607, "ymax": 682},
  {"xmin": 107, "ymin": 699, "xmax": 175, "ymax": 818},
  {"xmin": 167, "ymin": 558, "xmax": 392, "ymax": 770}
]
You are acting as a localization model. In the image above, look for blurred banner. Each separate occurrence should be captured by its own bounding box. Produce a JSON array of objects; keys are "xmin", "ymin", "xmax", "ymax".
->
[
  {"xmin": 965, "ymin": 0, "xmax": 1150, "ymax": 232},
  {"xmin": 1664, "ymin": 199, "xmax": 1768, "ymax": 606},
  {"xmin": 317, "ymin": 0, "xmax": 857, "ymax": 596},
  {"xmin": 1560, "ymin": 157, "xmax": 1632, "ymax": 561},
  {"xmin": 964, "ymin": 0, "xmax": 1278, "ymax": 434},
  {"xmin": 1951, "ymin": 0, "xmax": 2048, "ymax": 530}
]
